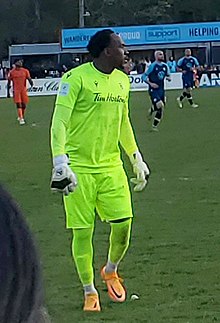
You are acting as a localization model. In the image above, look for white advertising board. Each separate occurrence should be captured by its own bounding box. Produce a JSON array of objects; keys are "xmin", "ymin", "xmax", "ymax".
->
[
  {"xmin": 0, "ymin": 80, "xmax": 7, "ymax": 97},
  {"xmin": 0, "ymin": 78, "xmax": 60, "ymax": 98},
  {"xmin": 1, "ymin": 72, "xmax": 219, "ymax": 98},
  {"xmin": 128, "ymin": 72, "xmax": 183, "ymax": 91}
]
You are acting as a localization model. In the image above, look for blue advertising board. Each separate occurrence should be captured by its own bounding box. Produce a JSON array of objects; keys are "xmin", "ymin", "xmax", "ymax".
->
[{"xmin": 61, "ymin": 21, "xmax": 220, "ymax": 49}]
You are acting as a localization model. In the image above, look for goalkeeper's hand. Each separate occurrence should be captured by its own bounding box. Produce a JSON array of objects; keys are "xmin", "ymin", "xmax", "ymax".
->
[
  {"xmin": 129, "ymin": 151, "xmax": 150, "ymax": 192},
  {"xmin": 50, "ymin": 155, "xmax": 77, "ymax": 196}
]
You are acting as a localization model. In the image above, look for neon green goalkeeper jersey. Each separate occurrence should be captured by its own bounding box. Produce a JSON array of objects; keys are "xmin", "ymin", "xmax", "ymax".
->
[{"xmin": 51, "ymin": 62, "xmax": 138, "ymax": 172}]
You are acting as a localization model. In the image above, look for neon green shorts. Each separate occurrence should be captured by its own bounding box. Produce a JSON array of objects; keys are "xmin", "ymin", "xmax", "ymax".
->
[{"xmin": 63, "ymin": 167, "xmax": 133, "ymax": 229}]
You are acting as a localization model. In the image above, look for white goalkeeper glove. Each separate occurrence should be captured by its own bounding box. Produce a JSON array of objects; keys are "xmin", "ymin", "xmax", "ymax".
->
[
  {"xmin": 50, "ymin": 154, "xmax": 77, "ymax": 196},
  {"xmin": 129, "ymin": 151, "xmax": 150, "ymax": 192}
]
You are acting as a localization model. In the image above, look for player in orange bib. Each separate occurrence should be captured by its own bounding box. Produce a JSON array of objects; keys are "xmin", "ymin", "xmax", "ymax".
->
[{"xmin": 8, "ymin": 59, "xmax": 33, "ymax": 125}]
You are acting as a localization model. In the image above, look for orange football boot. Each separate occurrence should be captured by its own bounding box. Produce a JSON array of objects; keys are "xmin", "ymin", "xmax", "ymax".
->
[
  {"xmin": 83, "ymin": 293, "xmax": 101, "ymax": 312},
  {"xmin": 101, "ymin": 266, "xmax": 126, "ymax": 302}
]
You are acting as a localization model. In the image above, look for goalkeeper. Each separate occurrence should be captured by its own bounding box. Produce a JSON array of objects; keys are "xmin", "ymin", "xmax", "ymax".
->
[{"xmin": 50, "ymin": 29, "xmax": 150, "ymax": 312}]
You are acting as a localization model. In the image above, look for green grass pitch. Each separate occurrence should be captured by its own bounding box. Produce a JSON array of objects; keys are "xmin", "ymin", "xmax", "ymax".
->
[{"xmin": 0, "ymin": 87, "xmax": 220, "ymax": 322}]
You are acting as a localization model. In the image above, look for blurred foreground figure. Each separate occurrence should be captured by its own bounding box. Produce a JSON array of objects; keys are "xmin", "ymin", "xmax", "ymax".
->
[{"xmin": 0, "ymin": 184, "xmax": 50, "ymax": 323}]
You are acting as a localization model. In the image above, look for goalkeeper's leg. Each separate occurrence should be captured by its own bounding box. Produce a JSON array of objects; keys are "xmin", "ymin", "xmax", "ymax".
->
[
  {"xmin": 108, "ymin": 218, "xmax": 132, "ymax": 266},
  {"xmin": 72, "ymin": 227, "xmax": 101, "ymax": 311},
  {"xmin": 101, "ymin": 218, "xmax": 132, "ymax": 302}
]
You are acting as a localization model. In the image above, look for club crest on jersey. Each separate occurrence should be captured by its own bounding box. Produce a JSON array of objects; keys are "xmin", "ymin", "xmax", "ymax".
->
[
  {"xmin": 119, "ymin": 82, "xmax": 124, "ymax": 90},
  {"xmin": 158, "ymin": 71, "xmax": 165, "ymax": 80},
  {"xmin": 59, "ymin": 83, "xmax": 70, "ymax": 96},
  {"xmin": 94, "ymin": 81, "xmax": 98, "ymax": 87}
]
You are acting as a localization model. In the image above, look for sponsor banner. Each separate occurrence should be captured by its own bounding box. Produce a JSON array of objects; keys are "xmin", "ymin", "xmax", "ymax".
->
[
  {"xmin": 0, "ymin": 80, "xmax": 7, "ymax": 97},
  {"xmin": 199, "ymin": 72, "xmax": 220, "ymax": 87},
  {"xmin": 129, "ymin": 73, "xmax": 183, "ymax": 91},
  {"xmin": 0, "ymin": 78, "xmax": 60, "ymax": 98},
  {"xmin": 0, "ymin": 75, "xmax": 182, "ymax": 98},
  {"xmin": 61, "ymin": 21, "xmax": 220, "ymax": 48},
  {"xmin": 62, "ymin": 26, "xmax": 144, "ymax": 49},
  {"xmin": 27, "ymin": 78, "xmax": 60, "ymax": 96},
  {"xmin": 1, "ymin": 73, "xmax": 219, "ymax": 98}
]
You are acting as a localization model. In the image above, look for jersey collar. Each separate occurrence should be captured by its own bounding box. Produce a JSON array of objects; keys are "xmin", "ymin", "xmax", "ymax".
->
[{"xmin": 90, "ymin": 62, "xmax": 114, "ymax": 77}]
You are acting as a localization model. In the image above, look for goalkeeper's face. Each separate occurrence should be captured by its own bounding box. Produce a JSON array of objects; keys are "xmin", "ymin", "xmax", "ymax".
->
[{"xmin": 106, "ymin": 34, "xmax": 128, "ymax": 69}]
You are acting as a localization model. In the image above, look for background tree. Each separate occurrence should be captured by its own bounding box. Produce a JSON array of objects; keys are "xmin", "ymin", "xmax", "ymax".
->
[{"xmin": 0, "ymin": 0, "xmax": 219, "ymax": 60}]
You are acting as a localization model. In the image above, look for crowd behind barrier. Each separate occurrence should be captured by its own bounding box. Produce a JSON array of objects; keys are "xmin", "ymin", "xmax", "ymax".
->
[
  {"xmin": 1, "ymin": 56, "xmax": 220, "ymax": 98},
  {"xmin": 1, "ymin": 56, "xmax": 220, "ymax": 80}
]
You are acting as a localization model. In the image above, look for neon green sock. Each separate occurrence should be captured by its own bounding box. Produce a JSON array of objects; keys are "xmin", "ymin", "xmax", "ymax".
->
[
  {"xmin": 72, "ymin": 227, "xmax": 94, "ymax": 285},
  {"xmin": 108, "ymin": 218, "xmax": 132, "ymax": 265}
]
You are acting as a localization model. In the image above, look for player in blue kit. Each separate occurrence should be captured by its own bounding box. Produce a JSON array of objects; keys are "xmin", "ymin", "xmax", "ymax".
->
[
  {"xmin": 176, "ymin": 49, "xmax": 200, "ymax": 109},
  {"xmin": 142, "ymin": 50, "xmax": 171, "ymax": 131}
]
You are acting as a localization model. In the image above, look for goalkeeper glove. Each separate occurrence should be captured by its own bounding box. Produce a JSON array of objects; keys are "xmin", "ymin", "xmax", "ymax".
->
[
  {"xmin": 51, "ymin": 155, "xmax": 77, "ymax": 196},
  {"xmin": 129, "ymin": 151, "xmax": 150, "ymax": 192}
]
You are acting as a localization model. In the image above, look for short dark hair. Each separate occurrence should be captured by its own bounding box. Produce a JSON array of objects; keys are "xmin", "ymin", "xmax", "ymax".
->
[
  {"xmin": 0, "ymin": 184, "xmax": 48, "ymax": 323},
  {"xmin": 14, "ymin": 58, "xmax": 23, "ymax": 64},
  {"xmin": 87, "ymin": 29, "xmax": 115, "ymax": 58}
]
